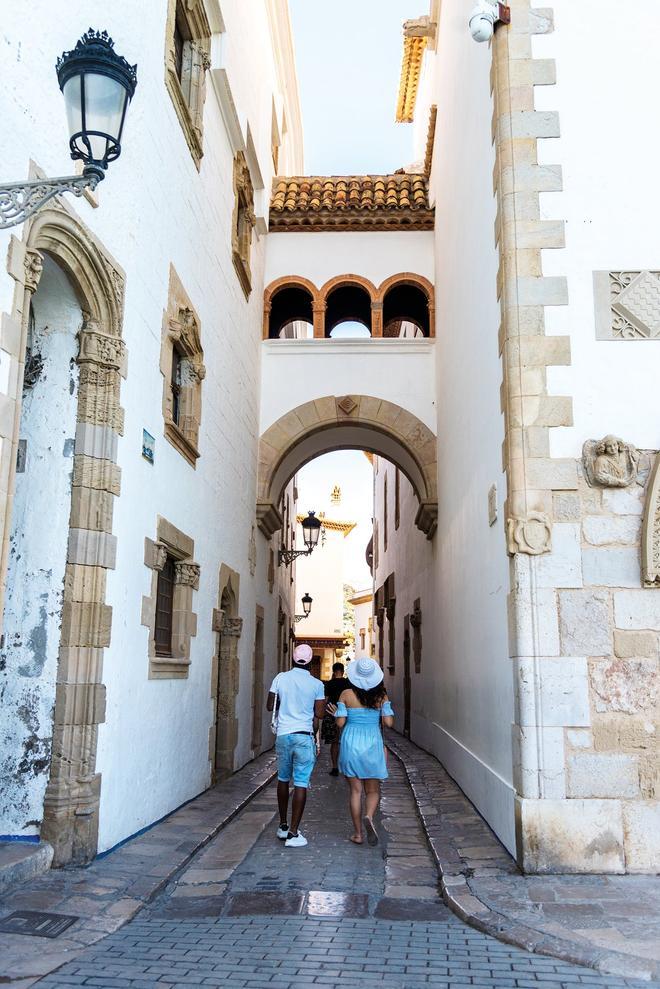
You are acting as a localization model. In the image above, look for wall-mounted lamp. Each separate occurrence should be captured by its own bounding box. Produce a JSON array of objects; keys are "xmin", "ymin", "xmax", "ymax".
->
[
  {"xmin": 294, "ymin": 592, "xmax": 313, "ymax": 623},
  {"xmin": 468, "ymin": 1, "xmax": 510, "ymax": 43},
  {"xmin": 278, "ymin": 511, "xmax": 321, "ymax": 567},
  {"xmin": 0, "ymin": 29, "xmax": 137, "ymax": 229}
]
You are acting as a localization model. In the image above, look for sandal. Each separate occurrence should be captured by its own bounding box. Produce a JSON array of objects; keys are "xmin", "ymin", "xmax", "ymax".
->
[{"xmin": 364, "ymin": 817, "xmax": 378, "ymax": 846}]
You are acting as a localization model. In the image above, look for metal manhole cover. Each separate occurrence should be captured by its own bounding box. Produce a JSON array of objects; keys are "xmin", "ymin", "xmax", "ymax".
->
[{"xmin": 0, "ymin": 910, "xmax": 79, "ymax": 938}]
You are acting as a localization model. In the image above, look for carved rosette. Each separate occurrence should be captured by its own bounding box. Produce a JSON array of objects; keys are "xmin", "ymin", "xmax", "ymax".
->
[
  {"xmin": 24, "ymin": 249, "xmax": 44, "ymax": 293},
  {"xmin": 222, "ymin": 617, "xmax": 243, "ymax": 638},
  {"xmin": 174, "ymin": 561, "xmax": 201, "ymax": 590},
  {"xmin": 642, "ymin": 454, "xmax": 660, "ymax": 586},
  {"xmin": 506, "ymin": 513, "xmax": 552, "ymax": 556}
]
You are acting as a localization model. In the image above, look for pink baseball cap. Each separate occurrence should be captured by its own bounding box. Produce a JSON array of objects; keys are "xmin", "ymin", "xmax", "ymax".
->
[{"xmin": 293, "ymin": 644, "xmax": 313, "ymax": 665}]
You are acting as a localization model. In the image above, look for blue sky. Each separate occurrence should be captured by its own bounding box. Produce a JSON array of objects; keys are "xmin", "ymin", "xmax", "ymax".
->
[{"xmin": 289, "ymin": 0, "xmax": 417, "ymax": 174}]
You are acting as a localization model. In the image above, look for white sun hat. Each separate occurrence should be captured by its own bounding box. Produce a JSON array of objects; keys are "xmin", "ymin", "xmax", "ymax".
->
[{"xmin": 346, "ymin": 658, "xmax": 384, "ymax": 691}]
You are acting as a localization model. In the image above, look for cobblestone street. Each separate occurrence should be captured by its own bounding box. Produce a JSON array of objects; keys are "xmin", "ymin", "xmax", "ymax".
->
[{"xmin": 31, "ymin": 750, "xmax": 659, "ymax": 989}]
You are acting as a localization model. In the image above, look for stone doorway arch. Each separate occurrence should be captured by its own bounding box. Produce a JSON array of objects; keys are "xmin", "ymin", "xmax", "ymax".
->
[
  {"xmin": 1, "ymin": 203, "xmax": 126, "ymax": 867},
  {"xmin": 257, "ymin": 395, "xmax": 438, "ymax": 538}
]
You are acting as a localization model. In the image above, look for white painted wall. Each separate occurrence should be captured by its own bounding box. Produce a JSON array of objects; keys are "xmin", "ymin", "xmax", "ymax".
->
[
  {"xmin": 0, "ymin": 259, "xmax": 81, "ymax": 837},
  {"xmin": 294, "ymin": 524, "xmax": 344, "ymax": 640},
  {"xmin": 534, "ymin": 1, "xmax": 660, "ymax": 456},
  {"xmin": 0, "ymin": 1, "xmax": 300, "ymax": 851},
  {"xmin": 352, "ymin": 594, "xmax": 374, "ymax": 660},
  {"xmin": 264, "ymin": 231, "xmax": 435, "ymax": 290},
  {"xmin": 260, "ymin": 340, "xmax": 436, "ymax": 433},
  {"xmin": 404, "ymin": 0, "xmax": 515, "ymax": 853}
]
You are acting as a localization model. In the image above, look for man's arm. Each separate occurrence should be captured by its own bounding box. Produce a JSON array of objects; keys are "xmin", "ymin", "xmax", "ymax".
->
[
  {"xmin": 314, "ymin": 698, "xmax": 326, "ymax": 720},
  {"xmin": 267, "ymin": 692, "xmax": 276, "ymax": 712}
]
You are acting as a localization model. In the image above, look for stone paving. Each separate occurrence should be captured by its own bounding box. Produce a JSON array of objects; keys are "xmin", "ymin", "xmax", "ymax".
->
[
  {"xmin": 386, "ymin": 733, "xmax": 660, "ymax": 983},
  {"xmin": 0, "ymin": 752, "xmax": 277, "ymax": 986},
  {"xmin": 34, "ymin": 748, "xmax": 659, "ymax": 989}
]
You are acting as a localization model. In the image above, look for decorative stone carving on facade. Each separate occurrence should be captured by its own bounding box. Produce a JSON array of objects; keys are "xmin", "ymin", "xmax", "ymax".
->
[
  {"xmin": 506, "ymin": 513, "xmax": 552, "ymax": 556},
  {"xmin": 337, "ymin": 395, "xmax": 358, "ymax": 416},
  {"xmin": 594, "ymin": 270, "xmax": 660, "ymax": 340},
  {"xmin": 78, "ymin": 320, "xmax": 126, "ymax": 371},
  {"xmin": 583, "ymin": 436, "xmax": 639, "ymax": 488},
  {"xmin": 161, "ymin": 266, "xmax": 204, "ymax": 466},
  {"xmin": 164, "ymin": 0, "xmax": 211, "ymax": 168},
  {"xmin": 232, "ymin": 151, "xmax": 256, "ymax": 297},
  {"xmin": 222, "ymin": 616, "xmax": 243, "ymax": 638},
  {"xmin": 23, "ymin": 248, "xmax": 44, "ymax": 293},
  {"xmin": 642, "ymin": 453, "xmax": 660, "ymax": 586},
  {"xmin": 268, "ymin": 549, "xmax": 275, "ymax": 593},
  {"xmin": 142, "ymin": 519, "xmax": 198, "ymax": 680},
  {"xmin": 174, "ymin": 561, "xmax": 201, "ymax": 589}
]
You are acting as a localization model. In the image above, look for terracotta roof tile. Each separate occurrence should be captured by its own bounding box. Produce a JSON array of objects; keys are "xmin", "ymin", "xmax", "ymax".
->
[{"xmin": 270, "ymin": 174, "xmax": 433, "ymax": 232}]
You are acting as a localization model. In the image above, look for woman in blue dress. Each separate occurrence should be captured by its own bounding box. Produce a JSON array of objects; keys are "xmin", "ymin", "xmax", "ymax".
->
[{"xmin": 329, "ymin": 658, "xmax": 394, "ymax": 846}]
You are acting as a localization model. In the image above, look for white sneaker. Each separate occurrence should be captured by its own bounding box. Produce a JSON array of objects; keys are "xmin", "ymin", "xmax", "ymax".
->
[
  {"xmin": 276, "ymin": 825, "xmax": 289, "ymax": 840},
  {"xmin": 285, "ymin": 831, "xmax": 308, "ymax": 847}
]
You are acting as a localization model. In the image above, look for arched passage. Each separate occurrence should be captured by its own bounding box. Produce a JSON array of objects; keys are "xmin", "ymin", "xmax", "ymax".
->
[{"xmin": 257, "ymin": 395, "xmax": 437, "ymax": 540}]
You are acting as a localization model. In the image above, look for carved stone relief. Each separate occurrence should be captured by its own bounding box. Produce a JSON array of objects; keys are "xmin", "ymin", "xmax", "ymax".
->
[
  {"xmin": 248, "ymin": 525, "xmax": 257, "ymax": 577},
  {"xmin": 642, "ymin": 454, "xmax": 660, "ymax": 586},
  {"xmin": 506, "ymin": 513, "xmax": 552, "ymax": 556},
  {"xmin": 594, "ymin": 270, "xmax": 660, "ymax": 340},
  {"xmin": 583, "ymin": 436, "xmax": 639, "ymax": 488}
]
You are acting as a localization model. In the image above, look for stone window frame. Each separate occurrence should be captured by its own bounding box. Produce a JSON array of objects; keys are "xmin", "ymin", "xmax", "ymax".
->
[
  {"xmin": 160, "ymin": 266, "xmax": 205, "ymax": 467},
  {"xmin": 232, "ymin": 151, "xmax": 256, "ymax": 298},
  {"xmin": 164, "ymin": 0, "xmax": 211, "ymax": 169},
  {"xmin": 142, "ymin": 517, "xmax": 200, "ymax": 679}
]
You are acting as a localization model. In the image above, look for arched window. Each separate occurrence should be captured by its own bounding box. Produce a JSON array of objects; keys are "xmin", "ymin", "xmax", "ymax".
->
[
  {"xmin": 325, "ymin": 284, "xmax": 372, "ymax": 338},
  {"xmin": 383, "ymin": 283, "xmax": 430, "ymax": 337},
  {"xmin": 268, "ymin": 285, "xmax": 314, "ymax": 339}
]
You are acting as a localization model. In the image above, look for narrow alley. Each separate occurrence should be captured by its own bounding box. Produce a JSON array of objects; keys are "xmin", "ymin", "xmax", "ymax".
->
[{"xmin": 3, "ymin": 747, "xmax": 651, "ymax": 989}]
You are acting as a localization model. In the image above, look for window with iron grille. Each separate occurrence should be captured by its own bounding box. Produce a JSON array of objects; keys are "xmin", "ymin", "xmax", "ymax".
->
[
  {"xmin": 155, "ymin": 555, "xmax": 175, "ymax": 656},
  {"xmin": 171, "ymin": 347, "xmax": 182, "ymax": 426}
]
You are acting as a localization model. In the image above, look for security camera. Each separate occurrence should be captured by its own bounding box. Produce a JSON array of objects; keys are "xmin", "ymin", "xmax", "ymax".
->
[{"xmin": 468, "ymin": 0, "xmax": 509, "ymax": 42}]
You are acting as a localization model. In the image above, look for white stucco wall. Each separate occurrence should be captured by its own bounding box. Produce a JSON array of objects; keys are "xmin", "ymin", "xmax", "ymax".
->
[
  {"xmin": 0, "ymin": 1, "xmax": 300, "ymax": 851},
  {"xmin": 260, "ymin": 339, "xmax": 436, "ymax": 434},
  {"xmin": 264, "ymin": 231, "xmax": 434, "ymax": 290},
  {"xmin": 352, "ymin": 595, "xmax": 374, "ymax": 660},
  {"xmin": 0, "ymin": 259, "xmax": 81, "ymax": 836},
  {"xmin": 534, "ymin": 2, "xmax": 660, "ymax": 456},
  {"xmin": 415, "ymin": 0, "xmax": 514, "ymax": 853},
  {"xmin": 294, "ymin": 524, "xmax": 344, "ymax": 640}
]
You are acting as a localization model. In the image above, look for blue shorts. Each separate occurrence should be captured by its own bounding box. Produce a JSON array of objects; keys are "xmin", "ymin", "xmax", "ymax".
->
[{"xmin": 276, "ymin": 733, "xmax": 316, "ymax": 788}]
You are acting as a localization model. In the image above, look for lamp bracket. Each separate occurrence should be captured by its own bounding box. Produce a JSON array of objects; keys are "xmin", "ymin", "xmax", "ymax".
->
[
  {"xmin": 278, "ymin": 546, "xmax": 312, "ymax": 567},
  {"xmin": 0, "ymin": 168, "xmax": 103, "ymax": 230},
  {"xmin": 294, "ymin": 614, "xmax": 310, "ymax": 624}
]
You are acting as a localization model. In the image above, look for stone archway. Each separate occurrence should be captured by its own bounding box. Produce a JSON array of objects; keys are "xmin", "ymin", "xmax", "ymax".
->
[
  {"xmin": 2, "ymin": 204, "xmax": 126, "ymax": 867},
  {"xmin": 257, "ymin": 395, "xmax": 438, "ymax": 539}
]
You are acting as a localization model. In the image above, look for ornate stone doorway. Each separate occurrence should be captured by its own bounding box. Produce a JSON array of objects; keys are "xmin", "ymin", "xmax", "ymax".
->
[
  {"xmin": 212, "ymin": 567, "xmax": 242, "ymax": 782},
  {"xmin": 0, "ymin": 204, "xmax": 126, "ymax": 866}
]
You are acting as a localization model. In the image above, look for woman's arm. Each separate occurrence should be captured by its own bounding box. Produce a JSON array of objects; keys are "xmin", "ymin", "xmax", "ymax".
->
[
  {"xmin": 381, "ymin": 694, "xmax": 394, "ymax": 728},
  {"xmin": 334, "ymin": 689, "xmax": 351, "ymax": 728}
]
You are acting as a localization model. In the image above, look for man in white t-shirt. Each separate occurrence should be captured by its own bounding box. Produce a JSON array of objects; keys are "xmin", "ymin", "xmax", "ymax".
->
[{"xmin": 266, "ymin": 643, "xmax": 326, "ymax": 847}]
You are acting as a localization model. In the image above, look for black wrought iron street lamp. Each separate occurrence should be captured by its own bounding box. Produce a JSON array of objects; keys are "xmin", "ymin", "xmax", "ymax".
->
[
  {"xmin": 278, "ymin": 511, "xmax": 322, "ymax": 566},
  {"xmin": 0, "ymin": 29, "xmax": 137, "ymax": 229},
  {"xmin": 294, "ymin": 592, "xmax": 313, "ymax": 624}
]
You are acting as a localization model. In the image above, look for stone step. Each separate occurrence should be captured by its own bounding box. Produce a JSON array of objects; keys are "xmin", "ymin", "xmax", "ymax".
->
[{"xmin": 0, "ymin": 840, "xmax": 53, "ymax": 895}]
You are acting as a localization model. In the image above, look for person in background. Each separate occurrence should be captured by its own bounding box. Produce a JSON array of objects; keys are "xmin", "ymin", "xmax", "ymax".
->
[
  {"xmin": 329, "ymin": 658, "xmax": 394, "ymax": 845},
  {"xmin": 322, "ymin": 661, "xmax": 349, "ymax": 776},
  {"xmin": 267, "ymin": 643, "xmax": 326, "ymax": 847}
]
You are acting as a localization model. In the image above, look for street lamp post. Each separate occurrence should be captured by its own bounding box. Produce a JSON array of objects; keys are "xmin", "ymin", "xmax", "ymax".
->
[
  {"xmin": 278, "ymin": 511, "xmax": 322, "ymax": 566},
  {"xmin": 294, "ymin": 592, "xmax": 313, "ymax": 624},
  {"xmin": 0, "ymin": 29, "xmax": 137, "ymax": 229}
]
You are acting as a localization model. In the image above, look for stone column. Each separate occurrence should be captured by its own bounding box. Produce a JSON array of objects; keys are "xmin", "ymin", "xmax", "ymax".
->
[
  {"xmin": 215, "ymin": 616, "xmax": 243, "ymax": 780},
  {"xmin": 312, "ymin": 301, "xmax": 326, "ymax": 338},
  {"xmin": 41, "ymin": 316, "xmax": 125, "ymax": 867}
]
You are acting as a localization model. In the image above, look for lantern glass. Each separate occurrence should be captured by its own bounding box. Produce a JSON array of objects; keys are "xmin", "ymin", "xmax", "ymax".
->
[
  {"xmin": 302, "ymin": 593, "xmax": 312, "ymax": 616},
  {"xmin": 301, "ymin": 511, "xmax": 321, "ymax": 551},
  {"xmin": 64, "ymin": 71, "xmax": 128, "ymax": 166}
]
